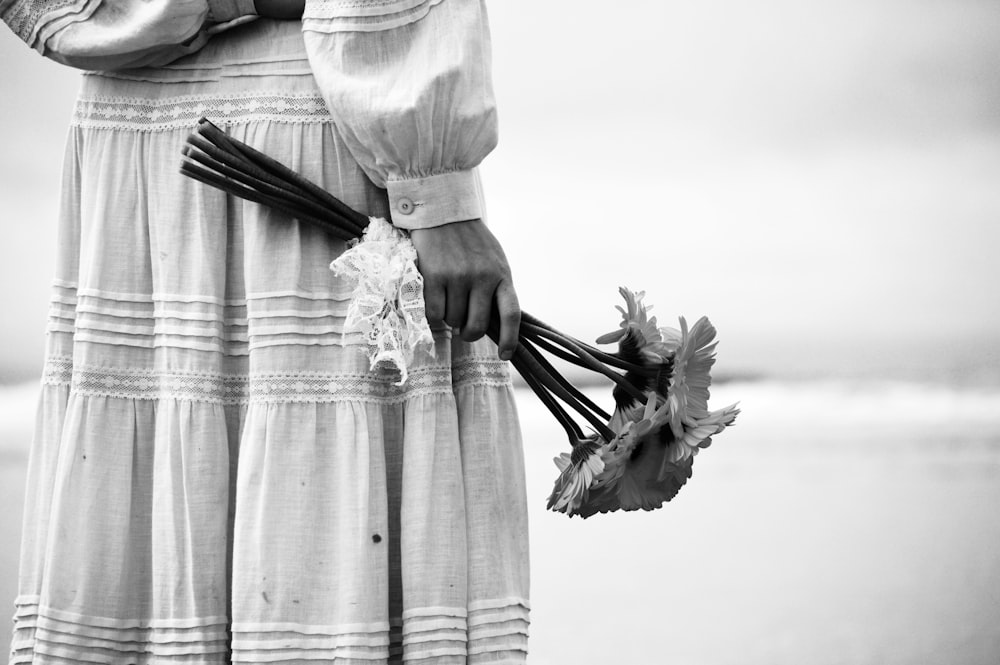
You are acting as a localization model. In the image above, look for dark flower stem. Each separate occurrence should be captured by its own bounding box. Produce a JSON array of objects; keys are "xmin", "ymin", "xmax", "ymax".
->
[
  {"xmin": 195, "ymin": 119, "xmax": 370, "ymax": 233},
  {"xmin": 187, "ymin": 124, "xmax": 368, "ymax": 237},
  {"xmin": 180, "ymin": 162, "xmax": 358, "ymax": 242},
  {"xmin": 520, "ymin": 322, "xmax": 648, "ymax": 405},
  {"xmin": 189, "ymin": 127, "xmax": 323, "ymax": 208},
  {"xmin": 518, "ymin": 337, "xmax": 612, "ymax": 422},
  {"xmin": 182, "ymin": 143, "xmax": 345, "ymax": 230},
  {"xmin": 520, "ymin": 332, "xmax": 592, "ymax": 370},
  {"xmin": 491, "ymin": 321, "xmax": 607, "ymax": 442},
  {"xmin": 512, "ymin": 344, "xmax": 616, "ymax": 441},
  {"xmin": 521, "ymin": 311, "xmax": 658, "ymax": 373},
  {"xmin": 510, "ymin": 352, "xmax": 584, "ymax": 443},
  {"xmin": 521, "ymin": 326, "xmax": 654, "ymax": 376}
]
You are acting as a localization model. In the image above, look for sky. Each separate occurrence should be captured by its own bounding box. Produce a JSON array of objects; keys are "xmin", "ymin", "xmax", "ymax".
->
[{"xmin": 1, "ymin": 0, "xmax": 999, "ymax": 382}]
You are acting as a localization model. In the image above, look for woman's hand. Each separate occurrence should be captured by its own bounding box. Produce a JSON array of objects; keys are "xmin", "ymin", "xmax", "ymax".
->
[
  {"xmin": 410, "ymin": 220, "xmax": 520, "ymax": 361},
  {"xmin": 253, "ymin": 0, "xmax": 304, "ymax": 19}
]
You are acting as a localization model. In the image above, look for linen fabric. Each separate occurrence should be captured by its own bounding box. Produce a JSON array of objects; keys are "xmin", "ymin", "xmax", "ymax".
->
[
  {"xmin": 3, "ymin": 6, "xmax": 529, "ymax": 665},
  {"xmin": 0, "ymin": 0, "xmax": 497, "ymax": 230},
  {"xmin": 302, "ymin": 0, "xmax": 496, "ymax": 229},
  {"xmin": 0, "ymin": 0, "xmax": 256, "ymax": 69}
]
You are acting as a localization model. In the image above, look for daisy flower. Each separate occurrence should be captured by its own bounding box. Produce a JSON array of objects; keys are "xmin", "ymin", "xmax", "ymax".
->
[{"xmin": 546, "ymin": 436, "xmax": 607, "ymax": 515}]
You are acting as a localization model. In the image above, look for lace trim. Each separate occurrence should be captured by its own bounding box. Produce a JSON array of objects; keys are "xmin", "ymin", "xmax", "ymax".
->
[
  {"xmin": 1, "ymin": 0, "xmax": 88, "ymax": 45},
  {"xmin": 72, "ymin": 93, "xmax": 332, "ymax": 132},
  {"xmin": 330, "ymin": 218, "xmax": 434, "ymax": 384},
  {"xmin": 41, "ymin": 355, "xmax": 511, "ymax": 404}
]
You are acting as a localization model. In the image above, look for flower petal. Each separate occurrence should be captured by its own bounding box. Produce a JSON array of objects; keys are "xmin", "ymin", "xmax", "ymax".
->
[{"xmin": 595, "ymin": 328, "xmax": 627, "ymax": 345}]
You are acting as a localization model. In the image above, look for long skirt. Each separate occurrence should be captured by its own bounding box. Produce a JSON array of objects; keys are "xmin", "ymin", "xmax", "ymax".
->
[{"xmin": 8, "ymin": 18, "xmax": 530, "ymax": 665}]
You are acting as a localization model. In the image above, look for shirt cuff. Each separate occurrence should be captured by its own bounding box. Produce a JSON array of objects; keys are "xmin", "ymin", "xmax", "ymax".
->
[
  {"xmin": 207, "ymin": 0, "xmax": 258, "ymax": 22},
  {"xmin": 386, "ymin": 170, "xmax": 485, "ymax": 230}
]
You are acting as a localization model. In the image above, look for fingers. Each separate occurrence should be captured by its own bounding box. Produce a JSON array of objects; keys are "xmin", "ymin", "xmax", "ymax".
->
[
  {"xmin": 461, "ymin": 283, "xmax": 492, "ymax": 343},
  {"xmin": 444, "ymin": 283, "xmax": 469, "ymax": 330},
  {"xmin": 423, "ymin": 276, "xmax": 446, "ymax": 325},
  {"xmin": 494, "ymin": 279, "xmax": 521, "ymax": 361},
  {"xmin": 408, "ymin": 220, "xmax": 519, "ymax": 359},
  {"xmin": 429, "ymin": 276, "xmax": 519, "ymax": 361}
]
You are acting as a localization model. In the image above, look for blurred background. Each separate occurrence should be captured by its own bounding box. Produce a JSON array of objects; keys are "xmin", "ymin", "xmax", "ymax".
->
[{"xmin": 2, "ymin": 0, "xmax": 999, "ymax": 663}]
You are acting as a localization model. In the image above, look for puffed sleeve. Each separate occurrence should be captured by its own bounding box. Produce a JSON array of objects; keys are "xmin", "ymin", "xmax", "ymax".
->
[
  {"xmin": 1, "ymin": 0, "xmax": 257, "ymax": 70},
  {"xmin": 302, "ymin": 0, "xmax": 497, "ymax": 230}
]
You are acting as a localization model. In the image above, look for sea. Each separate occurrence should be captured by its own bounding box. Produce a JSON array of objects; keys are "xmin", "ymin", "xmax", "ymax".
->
[{"xmin": 2, "ymin": 344, "xmax": 999, "ymax": 664}]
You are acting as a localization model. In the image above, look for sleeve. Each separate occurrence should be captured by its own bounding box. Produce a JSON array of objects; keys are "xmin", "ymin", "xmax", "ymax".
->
[
  {"xmin": 1, "ymin": 0, "xmax": 257, "ymax": 70},
  {"xmin": 301, "ymin": 0, "xmax": 497, "ymax": 230}
]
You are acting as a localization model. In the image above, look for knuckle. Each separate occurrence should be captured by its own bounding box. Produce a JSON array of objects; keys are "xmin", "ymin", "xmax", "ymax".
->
[{"xmin": 434, "ymin": 267, "xmax": 458, "ymax": 282}]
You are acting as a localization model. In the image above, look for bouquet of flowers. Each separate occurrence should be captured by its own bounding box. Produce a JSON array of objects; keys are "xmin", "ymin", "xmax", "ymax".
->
[{"xmin": 180, "ymin": 118, "xmax": 739, "ymax": 518}]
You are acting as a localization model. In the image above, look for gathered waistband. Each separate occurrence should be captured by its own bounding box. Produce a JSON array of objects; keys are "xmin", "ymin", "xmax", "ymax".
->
[{"xmin": 74, "ymin": 20, "xmax": 330, "ymax": 131}]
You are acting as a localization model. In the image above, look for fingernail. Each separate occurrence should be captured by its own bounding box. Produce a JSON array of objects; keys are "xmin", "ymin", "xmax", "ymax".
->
[{"xmin": 499, "ymin": 349, "xmax": 512, "ymax": 361}]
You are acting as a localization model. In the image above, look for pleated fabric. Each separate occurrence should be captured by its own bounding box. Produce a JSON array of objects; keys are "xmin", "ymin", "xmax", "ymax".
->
[{"xmin": 9, "ymin": 18, "xmax": 529, "ymax": 665}]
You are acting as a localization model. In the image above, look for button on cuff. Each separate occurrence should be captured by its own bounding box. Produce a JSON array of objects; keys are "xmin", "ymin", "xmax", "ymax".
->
[
  {"xmin": 396, "ymin": 197, "xmax": 415, "ymax": 215},
  {"xmin": 386, "ymin": 170, "xmax": 485, "ymax": 230}
]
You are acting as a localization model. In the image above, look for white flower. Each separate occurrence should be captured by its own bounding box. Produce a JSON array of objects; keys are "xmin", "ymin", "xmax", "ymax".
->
[
  {"xmin": 540, "ymin": 289, "xmax": 740, "ymax": 518},
  {"xmin": 670, "ymin": 403, "xmax": 740, "ymax": 463},
  {"xmin": 595, "ymin": 288, "xmax": 677, "ymax": 410},
  {"xmin": 576, "ymin": 393, "xmax": 683, "ymax": 517},
  {"xmin": 664, "ymin": 316, "xmax": 739, "ymax": 459},
  {"xmin": 596, "ymin": 287, "xmax": 679, "ymax": 363},
  {"xmin": 547, "ymin": 436, "xmax": 606, "ymax": 516}
]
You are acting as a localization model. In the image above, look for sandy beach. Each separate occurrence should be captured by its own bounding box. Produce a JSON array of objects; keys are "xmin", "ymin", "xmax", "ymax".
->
[{"xmin": 3, "ymin": 379, "xmax": 999, "ymax": 664}]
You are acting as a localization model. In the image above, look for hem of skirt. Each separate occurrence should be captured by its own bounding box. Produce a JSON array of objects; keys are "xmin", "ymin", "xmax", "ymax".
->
[{"xmin": 11, "ymin": 598, "xmax": 529, "ymax": 664}]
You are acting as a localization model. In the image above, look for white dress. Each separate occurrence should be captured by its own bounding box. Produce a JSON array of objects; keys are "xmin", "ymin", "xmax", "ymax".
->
[{"xmin": 3, "ymin": 1, "xmax": 530, "ymax": 663}]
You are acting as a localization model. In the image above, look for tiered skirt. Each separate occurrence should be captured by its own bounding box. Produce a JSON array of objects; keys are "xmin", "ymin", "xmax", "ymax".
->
[{"xmin": 9, "ymin": 18, "xmax": 529, "ymax": 665}]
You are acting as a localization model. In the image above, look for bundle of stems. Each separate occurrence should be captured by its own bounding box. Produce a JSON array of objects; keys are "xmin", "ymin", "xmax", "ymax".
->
[{"xmin": 180, "ymin": 118, "xmax": 661, "ymax": 453}]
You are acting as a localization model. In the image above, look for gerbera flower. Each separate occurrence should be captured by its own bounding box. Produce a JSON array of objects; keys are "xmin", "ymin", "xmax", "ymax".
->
[
  {"xmin": 596, "ymin": 289, "xmax": 662, "ymax": 354},
  {"xmin": 595, "ymin": 288, "xmax": 676, "ymax": 410},
  {"xmin": 574, "ymin": 394, "xmax": 683, "ymax": 517},
  {"xmin": 546, "ymin": 436, "xmax": 607, "ymax": 515},
  {"xmin": 667, "ymin": 403, "xmax": 741, "ymax": 466},
  {"xmin": 665, "ymin": 315, "xmax": 736, "ymax": 445},
  {"xmin": 569, "ymin": 330, "xmax": 741, "ymax": 519}
]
